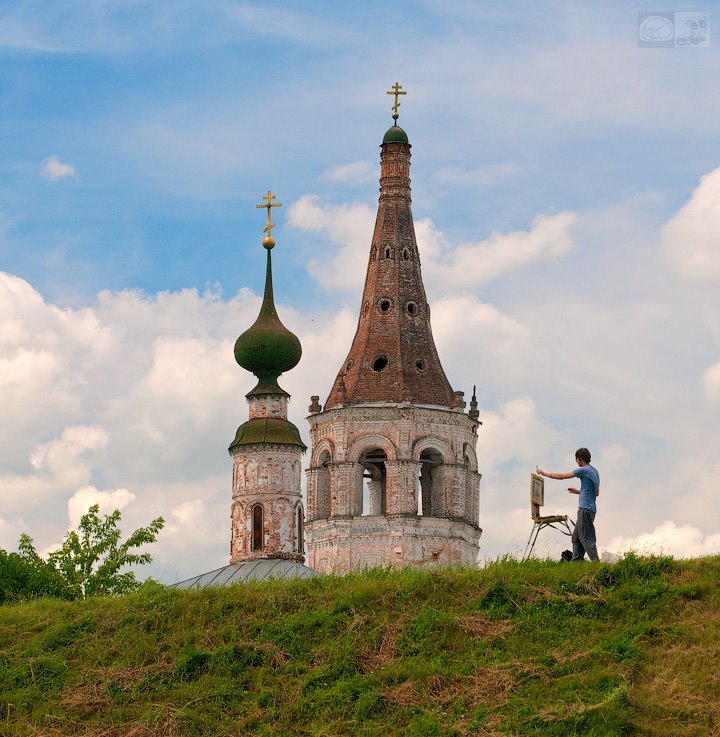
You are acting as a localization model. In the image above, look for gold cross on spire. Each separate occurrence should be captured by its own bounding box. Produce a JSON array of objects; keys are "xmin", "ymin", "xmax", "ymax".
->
[
  {"xmin": 256, "ymin": 190, "xmax": 282, "ymax": 248},
  {"xmin": 386, "ymin": 82, "xmax": 406, "ymax": 121}
]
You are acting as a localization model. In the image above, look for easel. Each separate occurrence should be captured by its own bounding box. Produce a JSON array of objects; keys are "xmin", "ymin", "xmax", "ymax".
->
[{"xmin": 522, "ymin": 473, "xmax": 574, "ymax": 561}]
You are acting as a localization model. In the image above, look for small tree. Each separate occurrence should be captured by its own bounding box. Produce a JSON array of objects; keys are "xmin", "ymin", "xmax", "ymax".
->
[
  {"xmin": 18, "ymin": 505, "xmax": 164, "ymax": 599},
  {"xmin": 0, "ymin": 544, "xmax": 70, "ymax": 603}
]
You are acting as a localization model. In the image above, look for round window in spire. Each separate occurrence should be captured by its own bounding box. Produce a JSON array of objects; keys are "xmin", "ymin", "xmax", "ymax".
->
[
  {"xmin": 406, "ymin": 301, "xmax": 418, "ymax": 316},
  {"xmin": 372, "ymin": 355, "xmax": 389, "ymax": 372},
  {"xmin": 415, "ymin": 358, "xmax": 427, "ymax": 372},
  {"xmin": 377, "ymin": 298, "xmax": 392, "ymax": 314}
]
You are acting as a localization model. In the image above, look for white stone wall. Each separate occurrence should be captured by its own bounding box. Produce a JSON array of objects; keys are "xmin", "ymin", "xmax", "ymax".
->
[
  {"xmin": 248, "ymin": 395, "xmax": 288, "ymax": 419},
  {"xmin": 306, "ymin": 403, "xmax": 482, "ymax": 573},
  {"xmin": 308, "ymin": 515, "xmax": 481, "ymax": 573}
]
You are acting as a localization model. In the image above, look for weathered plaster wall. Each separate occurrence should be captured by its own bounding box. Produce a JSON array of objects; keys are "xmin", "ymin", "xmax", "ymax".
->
[{"xmin": 305, "ymin": 403, "xmax": 481, "ymax": 573}]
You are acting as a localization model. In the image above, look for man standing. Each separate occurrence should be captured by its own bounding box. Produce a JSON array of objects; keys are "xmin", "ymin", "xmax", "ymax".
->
[{"xmin": 536, "ymin": 448, "xmax": 600, "ymax": 561}]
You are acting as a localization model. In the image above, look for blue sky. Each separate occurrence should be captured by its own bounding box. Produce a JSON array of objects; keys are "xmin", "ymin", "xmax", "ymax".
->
[{"xmin": 1, "ymin": 1, "xmax": 719, "ymax": 581}]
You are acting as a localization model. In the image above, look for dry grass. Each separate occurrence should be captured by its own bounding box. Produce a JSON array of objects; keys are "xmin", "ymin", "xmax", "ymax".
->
[
  {"xmin": 625, "ymin": 559, "xmax": 720, "ymax": 736},
  {"xmin": 631, "ymin": 598, "xmax": 720, "ymax": 736},
  {"xmin": 359, "ymin": 619, "xmax": 401, "ymax": 672},
  {"xmin": 549, "ymin": 647, "xmax": 594, "ymax": 666},
  {"xmin": 24, "ymin": 714, "xmax": 178, "ymax": 737},
  {"xmin": 60, "ymin": 662, "xmax": 174, "ymax": 713},
  {"xmin": 386, "ymin": 680, "xmax": 422, "ymax": 708},
  {"xmin": 387, "ymin": 666, "xmax": 516, "ymax": 710},
  {"xmin": 456, "ymin": 614, "xmax": 513, "ymax": 640}
]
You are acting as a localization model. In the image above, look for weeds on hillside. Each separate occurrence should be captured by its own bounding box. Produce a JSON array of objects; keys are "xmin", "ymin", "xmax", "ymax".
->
[{"xmin": 1, "ymin": 554, "xmax": 718, "ymax": 737}]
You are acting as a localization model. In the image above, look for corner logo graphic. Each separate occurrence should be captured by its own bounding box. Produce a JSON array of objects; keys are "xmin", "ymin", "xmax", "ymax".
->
[{"xmin": 638, "ymin": 11, "xmax": 710, "ymax": 47}]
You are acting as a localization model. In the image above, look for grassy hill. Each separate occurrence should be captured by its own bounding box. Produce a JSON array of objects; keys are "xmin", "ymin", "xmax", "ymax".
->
[{"xmin": 1, "ymin": 554, "xmax": 718, "ymax": 737}]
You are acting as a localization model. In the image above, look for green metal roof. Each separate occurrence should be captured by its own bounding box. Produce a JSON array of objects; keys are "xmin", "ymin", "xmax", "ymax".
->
[
  {"xmin": 382, "ymin": 124, "xmax": 409, "ymax": 144},
  {"xmin": 172, "ymin": 559, "xmax": 321, "ymax": 589},
  {"xmin": 228, "ymin": 417, "xmax": 307, "ymax": 452}
]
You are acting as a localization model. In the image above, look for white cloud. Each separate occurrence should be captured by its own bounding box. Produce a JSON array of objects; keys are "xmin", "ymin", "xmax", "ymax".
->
[
  {"xmin": 606, "ymin": 521, "xmax": 720, "ymax": 559},
  {"xmin": 426, "ymin": 212, "xmax": 578, "ymax": 290},
  {"xmin": 67, "ymin": 486, "xmax": 135, "ymax": 530},
  {"xmin": 414, "ymin": 217, "xmax": 447, "ymax": 261},
  {"xmin": 0, "ymin": 273, "xmax": 257, "ymax": 560},
  {"xmin": 282, "ymin": 305, "xmax": 357, "ymax": 412},
  {"xmin": 431, "ymin": 295, "xmax": 532, "ymax": 393},
  {"xmin": 290, "ymin": 196, "xmax": 577, "ymax": 294},
  {"xmin": 30, "ymin": 425, "xmax": 108, "ymax": 483},
  {"xmin": 0, "ymin": 274, "xmax": 117, "ymax": 470},
  {"xmin": 700, "ymin": 361, "xmax": 720, "ymax": 403},
  {"xmin": 0, "ymin": 269, "xmax": 359, "ymax": 577},
  {"xmin": 171, "ymin": 499, "xmax": 205, "ymax": 527},
  {"xmin": 475, "ymin": 397, "xmax": 565, "ymax": 474},
  {"xmin": 662, "ymin": 166, "xmax": 720, "ymax": 282},
  {"xmin": 433, "ymin": 296, "xmax": 530, "ymax": 354},
  {"xmin": 42, "ymin": 155, "xmax": 76, "ymax": 181},
  {"xmin": 321, "ymin": 161, "xmax": 375, "ymax": 184},
  {"xmin": 287, "ymin": 195, "xmax": 375, "ymax": 291}
]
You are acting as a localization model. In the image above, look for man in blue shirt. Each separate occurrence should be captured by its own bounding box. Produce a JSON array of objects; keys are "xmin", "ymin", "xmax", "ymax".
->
[{"xmin": 536, "ymin": 447, "xmax": 600, "ymax": 561}]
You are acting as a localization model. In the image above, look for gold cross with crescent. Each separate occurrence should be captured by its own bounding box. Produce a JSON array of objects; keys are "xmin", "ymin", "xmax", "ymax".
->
[
  {"xmin": 386, "ymin": 82, "xmax": 406, "ymax": 121},
  {"xmin": 256, "ymin": 190, "xmax": 282, "ymax": 240}
]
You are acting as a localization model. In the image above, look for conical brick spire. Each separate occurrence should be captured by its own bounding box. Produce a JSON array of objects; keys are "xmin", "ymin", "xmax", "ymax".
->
[
  {"xmin": 306, "ymin": 90, "xmax": 482, "ymax": 575},
  {"xmin": 324, "ymin": 121, "xmax": 455, "ymax": 409}
]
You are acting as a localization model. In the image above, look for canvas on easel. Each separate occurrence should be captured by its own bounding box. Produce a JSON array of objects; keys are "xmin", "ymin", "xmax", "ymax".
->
[
  {"xmin": 530, "ymin": 472, "xmax": 544, "ymax": 517},
  {"xmin": 523, "ymin": 472, "xmax": 573, "ymax": 561}
]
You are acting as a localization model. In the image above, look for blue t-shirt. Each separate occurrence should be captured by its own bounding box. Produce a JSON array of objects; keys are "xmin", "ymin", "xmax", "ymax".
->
[{"xmin": 573, "ymin": 465, "xmax": 600, "ymax": 513}]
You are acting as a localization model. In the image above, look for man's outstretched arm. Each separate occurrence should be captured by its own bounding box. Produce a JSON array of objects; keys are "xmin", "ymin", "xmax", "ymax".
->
[{"xmin": 536, "ymin": 466, "xmax": 575, "ymax": 480}]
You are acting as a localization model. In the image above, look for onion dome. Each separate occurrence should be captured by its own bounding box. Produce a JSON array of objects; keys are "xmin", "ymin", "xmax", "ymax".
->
[
  {"xmin": 234, "ymin": 238, "xmax": 301, "ymax": 397},
  {"xmin": 229, "ymin": 192, "xmax": 307, "ymax": 454}
]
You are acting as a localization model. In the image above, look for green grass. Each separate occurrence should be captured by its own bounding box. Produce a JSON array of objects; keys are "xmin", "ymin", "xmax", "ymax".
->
[{"xmin": 1, "ymin": 554, "xmax": 718, "ymax": 736}]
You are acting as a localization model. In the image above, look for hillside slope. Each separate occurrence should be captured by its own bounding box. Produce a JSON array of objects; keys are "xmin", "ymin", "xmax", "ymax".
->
[{"xmin": 1, "ymin": 555, "xmax": 718, "ymax": 736}]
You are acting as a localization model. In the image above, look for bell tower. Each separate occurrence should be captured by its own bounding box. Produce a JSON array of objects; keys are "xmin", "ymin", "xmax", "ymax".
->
[
  {"xmin": 229, "ymin": 192, "xmax": 307, "ymax": 563},
  {"xmin": 305, "ymin": 86, "xmax": 482, "ymax": 573}
]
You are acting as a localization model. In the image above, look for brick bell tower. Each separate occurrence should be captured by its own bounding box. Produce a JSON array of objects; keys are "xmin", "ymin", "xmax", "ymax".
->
[
  {"xmin": 305, "ymin": 85, "xmax": 482, "ymax": 573},
  {"xmin": 229, "ymin": 192, "xmax": 307, "ymax": 564}
]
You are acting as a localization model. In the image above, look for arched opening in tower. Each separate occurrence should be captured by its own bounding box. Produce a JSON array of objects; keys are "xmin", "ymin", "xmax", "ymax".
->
[
  {"xmin": 315, "ymin": 450, "xmax": 332, "ymax": 519},
  {"xmin": 358, "ymin": 448, "xmax": 387, "ymax": 516},
  {"xmin": 251, "ymin": 503, "xmax": 264, "ymax": 551},
  {"xmin": 296, "ymin": 505, "xmax": 304, "ymax": 554},
  {"xmin": 463, "ymin": 445, "xmax": 478, "ymax": 524},
  {"xmin": 418, "ymin": 449, "xmax": 444, "ymax": 516}
]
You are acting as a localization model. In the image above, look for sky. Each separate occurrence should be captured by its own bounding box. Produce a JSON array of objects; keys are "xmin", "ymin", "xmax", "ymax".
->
[{"xmin": 1, "ymin": 1, "xmax": 719, "ymax": 583}]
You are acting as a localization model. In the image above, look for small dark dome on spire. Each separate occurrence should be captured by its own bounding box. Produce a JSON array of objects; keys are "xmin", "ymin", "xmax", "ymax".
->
[{"xmin": 382, "ymin": 124, "xmax": 409, "ymax": 145}]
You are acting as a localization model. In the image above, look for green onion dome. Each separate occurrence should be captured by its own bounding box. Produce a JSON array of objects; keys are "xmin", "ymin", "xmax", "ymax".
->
[
  {"xmin": 234, "ymin": 246, "xmax": 301, "ymax": 395},
  {"xmin": 382, "ymin": 124, "xmax": 409, "ymax": 144}
]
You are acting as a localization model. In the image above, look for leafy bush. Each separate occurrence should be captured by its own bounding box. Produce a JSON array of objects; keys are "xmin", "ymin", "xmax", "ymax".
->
[
  {"xmin": 1, "ymin": 504, "xmax": 164, "ymax": 602},
  {"xmin": 0, "ymin": 546, "xmax": 71, "ymax": 604}
]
